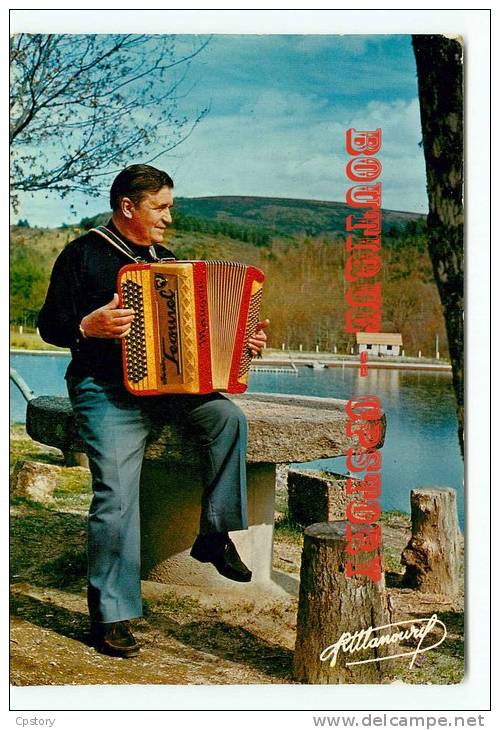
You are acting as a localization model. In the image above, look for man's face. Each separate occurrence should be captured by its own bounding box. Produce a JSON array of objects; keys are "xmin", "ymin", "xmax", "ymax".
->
[{"xmin": 126, "ymin": 186, "xmax": 174, "ymax": 245}]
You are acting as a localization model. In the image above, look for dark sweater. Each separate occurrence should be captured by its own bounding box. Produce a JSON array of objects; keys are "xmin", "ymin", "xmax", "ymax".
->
[{"xmin": 37, "ymin": 221, "xmax": 176, "ymax": 382}]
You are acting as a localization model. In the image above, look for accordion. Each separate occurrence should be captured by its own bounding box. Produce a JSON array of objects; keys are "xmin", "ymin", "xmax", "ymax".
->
[{"xmin": 117, "ymin": 261, "xmax": 265, "ymax": 395}]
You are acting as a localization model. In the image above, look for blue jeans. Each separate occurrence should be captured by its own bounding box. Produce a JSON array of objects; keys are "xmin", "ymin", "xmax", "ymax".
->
[{"xmin": 67, "ymin": 376, "xmax": 248, "ymax": 623}]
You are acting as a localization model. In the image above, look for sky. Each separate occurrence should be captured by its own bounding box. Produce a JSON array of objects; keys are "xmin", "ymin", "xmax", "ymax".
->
[{"xmin": 14, "ymin": 34, "xmax": 428, "ymax": 227}]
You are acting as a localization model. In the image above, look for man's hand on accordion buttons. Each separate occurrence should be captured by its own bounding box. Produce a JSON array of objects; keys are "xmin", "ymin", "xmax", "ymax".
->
[
  {"xmin": 248, "ymin": 319, "xmax": 269, "ymax": 358},
  {"xmin": 80, "ymin": 293, "xmax": 135, "ymax": 339}
]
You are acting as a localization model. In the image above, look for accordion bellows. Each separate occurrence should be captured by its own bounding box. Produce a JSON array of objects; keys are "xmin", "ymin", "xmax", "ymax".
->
[{"xmin": 118, "ymin": 261, "xmax": 265, "ymax": 395}]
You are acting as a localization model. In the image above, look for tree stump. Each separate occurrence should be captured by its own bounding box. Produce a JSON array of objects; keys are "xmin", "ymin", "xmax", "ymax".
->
[
  {"xmin": 294, "ymin": 521, "xmax": 392, "ymax": 684},
  {"xmin": 401, "ymin": 487, "xmax": 460, "ymax": 595}
]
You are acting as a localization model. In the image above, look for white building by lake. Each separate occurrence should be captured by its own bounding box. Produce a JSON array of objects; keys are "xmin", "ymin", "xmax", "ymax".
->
[{"xmin": 356, "ymin": 332, "xmax": 403, "ymax": 357}]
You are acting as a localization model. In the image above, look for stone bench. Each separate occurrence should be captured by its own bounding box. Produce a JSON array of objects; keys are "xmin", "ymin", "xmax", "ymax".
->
[{"xmin": 26, "ymin": 392, "xmax": 385, "ymax": 592}]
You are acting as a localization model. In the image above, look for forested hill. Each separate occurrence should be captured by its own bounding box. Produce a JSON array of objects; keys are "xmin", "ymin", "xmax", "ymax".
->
[
  {"xmin": 175, "ymin": 196, "xmax": 425, "ymax": 237},
  {"xmin": 11, "ymin": 195, "xmax": 447, "ymax": 358},
  {"xmin": 80, "ymin": 195, "xmax": 425, "ymax": 240}
]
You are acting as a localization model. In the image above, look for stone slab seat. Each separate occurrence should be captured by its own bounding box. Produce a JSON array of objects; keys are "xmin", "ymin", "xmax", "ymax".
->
[{"xmin": 26, "ymin": 392, "xmax": 385, "ymax": 592}]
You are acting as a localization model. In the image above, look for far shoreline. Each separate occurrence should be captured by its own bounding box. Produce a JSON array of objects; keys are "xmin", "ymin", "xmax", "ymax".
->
[{"xmin": 11, "ymin": 347, "xmax": 452, "ymax": 372}]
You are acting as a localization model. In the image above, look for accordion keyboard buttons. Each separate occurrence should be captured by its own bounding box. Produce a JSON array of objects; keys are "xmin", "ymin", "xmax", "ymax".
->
[
  {"xmin": 238, "ymin": 287, "xmax": 264, "ymax": 379},
  {"xmin": 122, "ymin": 280, "xmax": 148, "ymax": 383}
]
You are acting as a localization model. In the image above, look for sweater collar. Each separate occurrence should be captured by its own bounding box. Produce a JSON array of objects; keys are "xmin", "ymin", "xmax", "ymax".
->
[{"xmin": 106, "ymin": 219, "xmax": 175, "ymax": 261}]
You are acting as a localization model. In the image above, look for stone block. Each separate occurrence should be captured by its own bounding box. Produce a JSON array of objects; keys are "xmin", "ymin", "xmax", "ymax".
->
[
  {"xmin": 288, "ymin": 469, "xmax": 349, "ymax": 527},
  {"xmin": 10, "ymin": 460, "xmax": 61, "ymax": 504}
]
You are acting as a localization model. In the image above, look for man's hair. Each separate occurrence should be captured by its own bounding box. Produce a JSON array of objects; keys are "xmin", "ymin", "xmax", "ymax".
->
[{"xmin": 110, "ymin": 164, "xmax": 174, "ymax": 211}]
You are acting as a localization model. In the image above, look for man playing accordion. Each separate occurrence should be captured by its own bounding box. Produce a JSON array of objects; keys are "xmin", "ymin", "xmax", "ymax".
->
[{"xmin": 38, "ymin": 164, "xmax": 268, "ymax": 658}]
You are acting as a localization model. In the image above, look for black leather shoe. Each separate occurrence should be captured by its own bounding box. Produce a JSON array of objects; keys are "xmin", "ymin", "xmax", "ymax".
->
[
  {"xmin": 190, "ymin": 532, "xmax": 252, "ymax": 583},
  {"xmin": 90, "ymin": 620, "xmax": 140, "ymax": 658}
]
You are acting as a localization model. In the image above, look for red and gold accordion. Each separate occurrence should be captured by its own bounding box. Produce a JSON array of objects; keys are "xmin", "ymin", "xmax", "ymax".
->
[{"xmin": 117, "ymin": 261, "xmax": 265, "ymax": 395}]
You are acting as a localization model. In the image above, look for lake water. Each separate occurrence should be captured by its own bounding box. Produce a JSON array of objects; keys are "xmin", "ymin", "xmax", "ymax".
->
[{"xmin": 10, "ymin": 352, "xmax": 464, "ymax": 525}]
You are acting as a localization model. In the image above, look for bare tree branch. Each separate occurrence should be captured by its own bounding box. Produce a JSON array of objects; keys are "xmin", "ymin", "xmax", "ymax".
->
[{"xmin": 10, "ymin": 33, "xmax": 210, "ymax": 208}]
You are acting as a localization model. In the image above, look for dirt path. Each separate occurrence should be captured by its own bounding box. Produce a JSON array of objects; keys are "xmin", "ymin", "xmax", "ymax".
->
[{"xmin": 11, "ymin": 580, "xmax": 298, "ymax": 686}]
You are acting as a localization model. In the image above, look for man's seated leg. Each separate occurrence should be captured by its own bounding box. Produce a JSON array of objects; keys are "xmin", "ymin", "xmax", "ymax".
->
[
  {"xmin": 150, "ymin": 392, "xmax": 252, "ymax": 582},
  {"xmin": 68, "ymin": 376, "xmax": 151, "ymax": 655},
  {"xmin": 187, "ymin": 394, "xmax": 252, "ymax": 581}
]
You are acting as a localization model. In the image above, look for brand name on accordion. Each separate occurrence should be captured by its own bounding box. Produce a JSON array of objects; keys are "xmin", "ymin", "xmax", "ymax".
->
[{"xmin": 155, "ymin": 273, "xmax": 182, "ymax": 383}]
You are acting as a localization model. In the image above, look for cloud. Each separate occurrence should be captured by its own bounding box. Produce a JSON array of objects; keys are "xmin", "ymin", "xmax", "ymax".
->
[
  {"xmin": 168, "ymin": 93, "xmax": 426, "ymax": 213},
  {"xmin": 239, "ymin": 88, "xmax": 329, "ymax": 119}
]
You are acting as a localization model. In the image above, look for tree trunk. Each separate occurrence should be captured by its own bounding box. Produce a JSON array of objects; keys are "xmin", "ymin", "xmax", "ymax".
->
[
  {"xmin": 412, "ymin": 35, "xmax": 464, "ymax": 454},
  {"xmin": 401, "ymin": 487, "xmax": 461, "ymax": 596},
  {"xmin": 294, "ymin": 521, "xmax": 392, "ymax": 684}
]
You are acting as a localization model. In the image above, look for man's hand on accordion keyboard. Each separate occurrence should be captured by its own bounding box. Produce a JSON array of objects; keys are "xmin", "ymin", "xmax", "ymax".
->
[
  {"xmin": 79, "ymin": 293, "xmax": 135, "ymax": 339},
  {"xmin": 248, "ymin": 319, "xmax": 269, "ymax": 358}
]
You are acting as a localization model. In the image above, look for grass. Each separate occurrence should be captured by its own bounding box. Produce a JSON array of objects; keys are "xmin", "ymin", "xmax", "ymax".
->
[
  {"xmin": 379, "ymin": 509, "xmax": 411, "ymax": 526},
  {"xmin": 10, "ymin": 424, "xmax": 63, "ymax": 471},
  {"xmin": 398, "ymin": 609, "xmax": 465, "ymax": 684},
  {"xmin": 10, "ymin": 330, "xmax": 67, "ymax": 352},
  {"xmin": 38, "ymin": 548, "xmax": 88, "ymax": 590},
  {"xmin": 274, "ymin": 514, "xmax": 304, "ymax": 545},
  {"xmin": 383, "ymin": 544, "xmax": 406, "ymax": 574},
  {"xmin": 145, "ymin": 592, "xmax": 203, "ymax": 617},
  {"xmin": 53, "ymin": 470, "xmax": 90, "ymax": 496}
]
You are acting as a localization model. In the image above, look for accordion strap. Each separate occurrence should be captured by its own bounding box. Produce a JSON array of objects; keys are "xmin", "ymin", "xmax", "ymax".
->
[{"xmin": 90, "ymin": 225, "xmax": 161, "ymax": 263}]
